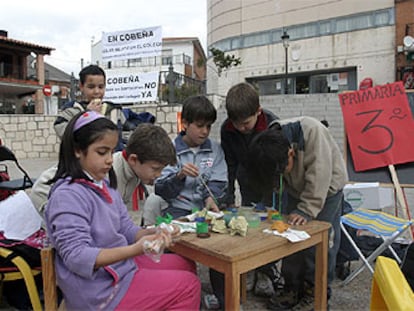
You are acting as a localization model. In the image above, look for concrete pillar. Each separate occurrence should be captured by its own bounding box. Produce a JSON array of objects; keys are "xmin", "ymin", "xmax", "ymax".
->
[{"xmin": 35, "ymin": 54, "xmax": 45, "ymax": 114}]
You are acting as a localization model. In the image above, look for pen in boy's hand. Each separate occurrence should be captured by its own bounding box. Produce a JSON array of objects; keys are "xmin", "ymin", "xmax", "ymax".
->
[{"xmin": 198, "ymin": 175, "xmax": 219, "ymax": 209}]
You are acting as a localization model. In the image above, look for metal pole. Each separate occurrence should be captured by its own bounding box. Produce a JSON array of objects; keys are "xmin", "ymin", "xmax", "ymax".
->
[
  {"xmin": 167, "ymin": 63, "xmax": 176, "ymax": 104},
  {"xmin": 281, "ymin": 30, "xmax": 290, "ymax": 94},
  {"xmin": 285, "ymin": 45, "xmax": 288, "ymax": 94}
]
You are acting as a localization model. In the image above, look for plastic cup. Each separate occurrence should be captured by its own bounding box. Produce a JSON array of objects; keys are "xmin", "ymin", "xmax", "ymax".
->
[{"xmin": 246, "ymin": 213, "xmax": 261, "ymax": 228}]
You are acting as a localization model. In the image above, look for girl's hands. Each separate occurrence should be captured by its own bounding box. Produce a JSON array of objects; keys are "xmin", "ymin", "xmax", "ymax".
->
[
  {"xmin": 167, "ymin": 224, "xmax": 181, "ymax": 240},
  {"xmin": 136, "ymin": 229, "xmax": 172, "ymax": 251}
]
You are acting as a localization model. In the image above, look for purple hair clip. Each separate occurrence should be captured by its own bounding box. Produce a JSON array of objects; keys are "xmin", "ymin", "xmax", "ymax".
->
[{"xmin": 73, "ymin": 111, "xmax": 105, "ymax": 132}]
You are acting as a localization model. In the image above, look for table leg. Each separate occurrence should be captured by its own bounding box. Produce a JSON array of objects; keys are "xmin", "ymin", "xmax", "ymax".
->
[
  {"xmin": 225, "ymin": 266, "xmax": 240, "ymax": 311},
  {"xmin": 314, "ymin": 230, "xmax": 328, "ymax": 311},
  {"xmin": 240, "ymin": 273, "xmax": 247, "ymax": 303}
]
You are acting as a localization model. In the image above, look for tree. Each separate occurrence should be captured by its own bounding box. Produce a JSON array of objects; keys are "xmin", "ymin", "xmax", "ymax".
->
[{"xmin": 210, "ymin": 47, "xmax": 241, "ymax": 76}]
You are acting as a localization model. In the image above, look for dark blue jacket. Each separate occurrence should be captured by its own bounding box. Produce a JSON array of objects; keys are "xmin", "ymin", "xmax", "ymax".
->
[{"xmin": 220, "ymin": 109, "xmax": 278, "ymax": 206}]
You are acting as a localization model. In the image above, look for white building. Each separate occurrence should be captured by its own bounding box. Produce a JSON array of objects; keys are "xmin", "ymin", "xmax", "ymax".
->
[
  {"xmin": 92, "ymin": 37, "xmax": 205, "ymax": 78},
  {"xmin": 207, "ymin": 0, "xmax": 396, "ymax": 96}
]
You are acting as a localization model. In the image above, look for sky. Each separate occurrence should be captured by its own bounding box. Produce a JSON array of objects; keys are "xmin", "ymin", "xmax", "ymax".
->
[{"xmin": 1, "ymin": 0, "xmax": 207, "ymax": 77}]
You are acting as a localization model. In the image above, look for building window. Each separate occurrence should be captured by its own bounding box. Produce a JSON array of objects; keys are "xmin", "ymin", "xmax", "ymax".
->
[
  {"xmin": 310, "ymin": 74, "xmax": 330, "ymax": 93},
  {"xmin": 162, "ymin": 56, "xmax": 172, "ymax": 65},
  {"xmin": 243, "ymin": 32, "xmax": 270, "ymax": 48},
  {"xmin": 210, "ymin": 8, "xmax": 394, "ymax": 53},
  {"xmin": 271, "ymin": 29, "xmax": 283, "ymax": 43},
  {"xmin": 183, "ymin": 55, "xmax": 191, "ymax": 65},
  {"xmin": 292, "ymin": 23, "xmax": 318, "ymax": 39},
  {"xmin": 319, "ymin": 21, "xmax": 332, "ymax": 35},
  {"xmin": 129, "ymin": 58, "xmax": 142, "ymax": 67},
  {"xmin": 374, "ymin": 10, "xmax": 391, "ymax": 26},
  {"xmin": 249, "ymin": 69, "xmax": 356, "ymax": 95},
  {"xmin": 231, "ymin": 37, "xmax": 241, "ymax": 49},
  {"xmin": 336, "ymin": 14, "xmax": 373, "ymax": 33}
]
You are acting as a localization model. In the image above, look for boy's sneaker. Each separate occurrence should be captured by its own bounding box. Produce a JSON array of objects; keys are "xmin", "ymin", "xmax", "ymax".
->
[
  {"xmin": 291, "ymin": 293, "xmax": 314, "ymax": 311},
  {"xmin": 254, "ymin": 271, "xmax": 275, "ymax": 297},
  {"xmin": 267, "ymin": 289, "xmax": 302, "ymax": 310},
  {"xmin": 269, "ymin": 284, "xmax": 326, "ymax": 311},
  {"xmin": 203, "ymin": 294, "xmax": 220, "ymax": 310},
  {"xmin": 258, "ymin": 261, "xmax": 283, "ymax": 291}
]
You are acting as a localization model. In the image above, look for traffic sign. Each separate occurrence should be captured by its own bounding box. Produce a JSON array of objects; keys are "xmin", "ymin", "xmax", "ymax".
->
[{"xmin": 43, "ymin": 85, "xmax": 52, "ymax": 97}]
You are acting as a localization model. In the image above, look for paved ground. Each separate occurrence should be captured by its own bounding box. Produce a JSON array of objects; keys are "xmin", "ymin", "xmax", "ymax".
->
[{"xmin": 198, "ymin": 263, "xmax": 372, "ymax": 311}]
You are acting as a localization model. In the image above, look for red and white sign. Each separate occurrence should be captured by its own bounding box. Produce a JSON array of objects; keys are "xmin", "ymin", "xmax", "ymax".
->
[
  {"xmin": 42, "ymin": 85, "xmax": 52, "ymax": 97},
  {"xmin": 339, "ymin": 81, "xmax": 414, "ymax": 171}
]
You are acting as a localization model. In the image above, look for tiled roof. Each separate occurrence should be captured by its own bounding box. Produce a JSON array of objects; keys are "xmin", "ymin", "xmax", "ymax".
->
[
  {"xmin": 0, "ymin": 35, "xmax": 54, "ymax": 53},
  {"xmin": 27, "ymin": 55, "xmax": 72, "ymax": 83}
]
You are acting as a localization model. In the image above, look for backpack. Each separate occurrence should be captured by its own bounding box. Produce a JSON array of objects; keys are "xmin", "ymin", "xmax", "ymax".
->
[
  {"xmin": 0, "ymin": 170, "xmax": 14, "ymax": 201},
  {"xmin": 0, "ymin": 231, "xmax": 45, "ymax": 310},
  {"xmin": 401, "ymin": 242, "xmax": 414, "ymax": 291}
]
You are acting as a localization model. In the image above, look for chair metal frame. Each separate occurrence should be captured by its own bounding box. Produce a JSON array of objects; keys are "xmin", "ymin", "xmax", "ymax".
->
[
  {"xmin": 340, "ymin": 208, "xmax": 413, "ymax": 285},
  {"xmin": 0, "ymin": 246, "xmax": 42, "ymax": 311},
  {"xmin": 0, "ymin": 145, "xmax": 34, "ymax": 191}
]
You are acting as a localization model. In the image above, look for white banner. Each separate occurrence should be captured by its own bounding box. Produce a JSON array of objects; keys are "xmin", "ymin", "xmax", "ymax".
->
[
  {"xmin": 104, "ymin": 70, "xmax": 159, "ymax": 103},
  {"xmin": 102, "ymin": 26, "xmax": 162, "ymax": 61}
]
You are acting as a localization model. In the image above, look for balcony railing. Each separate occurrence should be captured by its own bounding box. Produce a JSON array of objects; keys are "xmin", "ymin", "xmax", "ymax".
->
[
  {"xmin": 103, "ymin": 53, "xmax": 193, "ymax": 70},
  {"xmin": 158, "ymin": 70, "xmax": 206, "ymax": 103}
]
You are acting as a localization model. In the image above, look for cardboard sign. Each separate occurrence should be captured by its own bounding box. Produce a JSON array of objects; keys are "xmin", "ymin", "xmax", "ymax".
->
[
  {"xmin": 102, "ymin": 26, "xmax": 162, "ymax": 61},
  {"xmin": 339, "ymin": 81, "xmax": 414, "ymax": 171},
  {"xmin": 104, "ymin": 70, "xmax": 159, "ymax": 103}
]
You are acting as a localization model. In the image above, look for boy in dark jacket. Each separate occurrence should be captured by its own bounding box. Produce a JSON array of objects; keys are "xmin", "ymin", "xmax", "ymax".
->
[
  {"xmin": 207, "ymin": 83, "xmax": 279, "ymax": 309},
  {"xmin": 220, "ymin": 82, "xmax": 278, "ymax": 208}
]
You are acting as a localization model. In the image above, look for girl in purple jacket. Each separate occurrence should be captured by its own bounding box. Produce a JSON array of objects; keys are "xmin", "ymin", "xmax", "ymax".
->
[{"xmin": 45, "ymin": 110, "xmax": 200, "ymax": 310}]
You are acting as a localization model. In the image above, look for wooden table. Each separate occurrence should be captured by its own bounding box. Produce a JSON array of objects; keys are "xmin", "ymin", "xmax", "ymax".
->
[{"xmin": 169, "ymin": 220, "xmax": 330, "ymax": 311}]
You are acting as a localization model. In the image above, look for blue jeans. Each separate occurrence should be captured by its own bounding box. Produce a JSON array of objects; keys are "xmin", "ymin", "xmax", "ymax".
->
[
  {"xmin": 281, "ymin": 190, "xmax": 343, "ymax": 293},
  {"xmin": 162, "ymin": 206, "xmax": 191, "ymax": 219}
]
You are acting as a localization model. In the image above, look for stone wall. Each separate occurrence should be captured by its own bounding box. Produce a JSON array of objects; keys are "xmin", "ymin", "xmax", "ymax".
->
[
  {"xmin": 0, "ymin": 103, "xmax": 184, "ymax": 159},
  {"xmin": 0, "ymin": 115, "xmax": 59, "ymax": 159}
]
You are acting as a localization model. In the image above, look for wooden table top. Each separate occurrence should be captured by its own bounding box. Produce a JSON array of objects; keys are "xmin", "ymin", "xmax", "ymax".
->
[{"xmin": 171, "ymin": 220, "xmax": 331, "ymax": 263}]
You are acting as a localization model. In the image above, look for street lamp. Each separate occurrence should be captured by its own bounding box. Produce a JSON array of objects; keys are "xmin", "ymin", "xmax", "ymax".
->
[{"xmin": 281, "ymin": 30, "xmax": 290, "ymax": 94}]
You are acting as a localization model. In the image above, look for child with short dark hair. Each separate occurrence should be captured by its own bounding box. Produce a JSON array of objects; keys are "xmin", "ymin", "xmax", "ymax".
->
[
  {"xmin": 246, "ymin": 116, "xmax": 347, "ymax": 310},
  {"xmin": 221, "ymin": 82, "xmax": 279, "ymax": 208},
  {"xmin": 112, "ymin": 123, "xmax": 176, "ymax": 223},
  {"xmin": 155, "ymin": 95, "xmax": 228, "ymax": 219},
  {"xmin": 54, "ymin": 65, "xmax": 108, "ymax": 138},
  {"xmin": 45, "ymin": 110, "xmax": 200, "ymax": 310}
]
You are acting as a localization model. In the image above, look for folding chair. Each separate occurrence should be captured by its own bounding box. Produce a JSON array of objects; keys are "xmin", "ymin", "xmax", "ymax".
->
[
  {"xmin": 0, "ymin": 246, "xmax": 42, "ymax": 311},
  {"xmin": 370, "ymin": 256, "xmax": 414, "ymax": 311},
  {"xmin": 340, "ymin": 208, "xmax": 412, "ymax": 285},
  {"xmin": 0, "ymin": 145, "xmax": 34, "ymax": 191}
]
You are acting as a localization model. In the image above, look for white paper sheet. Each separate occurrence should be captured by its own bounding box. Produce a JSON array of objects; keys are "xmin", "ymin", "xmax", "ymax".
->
[
  {"xmin": 263, "ymin": 228, "xmax": 311, "ymax": 243},
  {"xmin": 0, "ymin": 190, "xmax": 43, "ymax": 240}
]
